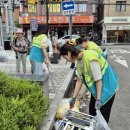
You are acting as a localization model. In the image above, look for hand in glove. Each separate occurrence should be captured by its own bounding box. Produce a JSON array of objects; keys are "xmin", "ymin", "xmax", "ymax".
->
[
  {"xmin": 70, "ymin": 98, "xmax": 76, "ymax": 109},
  {"xmin": 95, "ymin": 99, "xmax": 101, "ymax": 109}
]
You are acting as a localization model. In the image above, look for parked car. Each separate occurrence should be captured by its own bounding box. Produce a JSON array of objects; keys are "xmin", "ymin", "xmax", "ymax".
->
[{"xmin": 57, "ymin": 35, "xmax": 79, "ymax": 47}]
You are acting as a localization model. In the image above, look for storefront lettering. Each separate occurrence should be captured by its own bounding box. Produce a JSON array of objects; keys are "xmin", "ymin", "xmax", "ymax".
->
[
  {"xmin": 112, "ymin": 18, "xmax": 127, "ymax": 22},
  {"xmin": 66, "ymin": 17, "xmax": 69, "ymax": 22},
  {"xmin": 58, "ymin": 17, "xmax": 64, "ymax": 23},
  {"xmin": 20, "ymin": 16, "xmax": 94, "ymax": 24},
  {"xmin": 106, "ymin": 25, "xmax": 130, "ymax": 30},
  {"xmin": 53, "ymin": 17, "xmax": 59, "ymax": 22},
  {"xmin": 49, "ymin": 17, "xmax": 51, "ymax": 23},
  {"xmin": 23, "ymin": 17, "xmax": 28, "ymax": 23}
]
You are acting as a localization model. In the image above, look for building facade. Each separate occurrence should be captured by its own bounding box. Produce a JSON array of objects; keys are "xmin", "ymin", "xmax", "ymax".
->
[
  {"xmin": 19, "ymin": 0, "xmax": 94, "ymax": 39},
  {"xmin": 97, "ymin": 0, "xmax": 130, "ymax": 44}
]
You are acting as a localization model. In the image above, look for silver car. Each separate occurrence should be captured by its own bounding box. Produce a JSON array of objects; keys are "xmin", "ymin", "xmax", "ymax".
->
[{"xmin": 58, "ymin": 35, "xmax": 79, "ymax": 47}]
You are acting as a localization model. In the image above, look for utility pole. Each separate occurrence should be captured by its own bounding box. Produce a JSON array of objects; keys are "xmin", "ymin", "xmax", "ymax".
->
[
  {"xmin": 68, "ymin": 15, "xmax": 72, "ymax": 39},
  {"xmin": 62, "ymin": 0, "xmax": 74, "ymax": 39},
  {"xmin": 19, "ymin": 1, "xmax": 23, "ymax": 16},
  {"xmin": 0, "ymin": 5, "xmax": 4, "ymax": 48},
  {"xmin": 8, "ymin": 0, "xmax": 15, "ymax": 42},
  {"xmin": 4, "ymin": 2, "xmax": 9, "ymax": 34},
  {"xmin": 46, "ymin": 0, "xmax": 49, "ymax": 35}
]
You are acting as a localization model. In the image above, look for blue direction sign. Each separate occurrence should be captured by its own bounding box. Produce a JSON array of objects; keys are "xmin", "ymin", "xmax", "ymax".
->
[{"xmin": 62, "ymin": 1, "xmax": 75, "ymax": 15}]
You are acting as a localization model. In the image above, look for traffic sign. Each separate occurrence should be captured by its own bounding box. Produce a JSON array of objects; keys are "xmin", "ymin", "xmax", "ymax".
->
[
  {"xmin": 30, "ymin": 18, "xmax": 38, "ymax": 31},
  {"xmin": 62, "ymin": 1, "xmax": 75, "ymax": 15}
]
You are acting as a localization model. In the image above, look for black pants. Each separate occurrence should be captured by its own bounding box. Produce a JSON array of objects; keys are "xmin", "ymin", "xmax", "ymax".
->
[{"xmin": 89, "ymin": 94, "xmax": 115, "ymax": 123}]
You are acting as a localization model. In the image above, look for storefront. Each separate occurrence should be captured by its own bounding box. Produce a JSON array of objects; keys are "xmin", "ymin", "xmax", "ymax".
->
[
  {"xmin": 106, "ymin": 25, "xmax": 130, "ymax": 43},
  {"xmin": 102, "ymin": 17, "xmax": 130, "ymax": 44},
  {"xmin": 19, "ymin": 15, "xmax": 94, "ymax": 39}
]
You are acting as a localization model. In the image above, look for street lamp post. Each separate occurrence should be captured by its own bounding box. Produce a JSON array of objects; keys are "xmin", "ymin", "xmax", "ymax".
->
[
  {"xmin": 8, "ymin": 0, "xmax": 15, "ymax": 42},
  {"xmin": 0, "ymin": 4, "xmax": 4, "ymax": 48},
  {"xmin": 46, "ymin": 0, "xmax": 49, "ymax": 35},
  {"xmin": 68, "ymin": 15, "xmax": 72, "ymax": 39},
  {"xmin": 3, "ymin": 1, "xmax": 9, "ymax": 34}
]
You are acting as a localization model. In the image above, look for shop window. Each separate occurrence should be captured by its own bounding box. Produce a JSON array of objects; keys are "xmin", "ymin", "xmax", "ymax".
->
[
  {"xmin": 116, "ymin": 1, "xmax": 126, "ymax": 12},
  {"xmin": 75, "ymin": 4, "xmax": 87, "ymax": 13},
  {"xmin": 75, "ymin": 4, "xmax": 78, "ymax": 12},
  {"xmin": 79, "ymin": 4, "xmax": 87, "ymax": 12},
  {"xmin": 28, "ymin": 4, "xmax": 36, "ymax": 13},
  {"xmin": 49, "ymin": 3, "xmax": 61, "ymax": 13}
]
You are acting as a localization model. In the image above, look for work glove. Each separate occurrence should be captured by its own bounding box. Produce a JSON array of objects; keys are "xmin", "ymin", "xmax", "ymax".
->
[
  {"xmin": 69, "ymin": 98, "xmax": 76, "ymax": 109},
  {"xmin": 95, "ymin": 99, "xmax": 101, "ymax": 110}
]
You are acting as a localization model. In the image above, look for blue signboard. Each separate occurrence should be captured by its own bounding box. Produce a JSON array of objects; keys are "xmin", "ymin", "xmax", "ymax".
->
[
  {"xmin": 30, "ymin": 18, "xmax": 38, "ymax": 31},
  {"xmin": 62, "ymin": 1, "xmax": 75, "ymax": 15}
]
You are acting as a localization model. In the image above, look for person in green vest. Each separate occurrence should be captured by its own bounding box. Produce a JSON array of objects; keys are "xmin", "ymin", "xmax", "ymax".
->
[
  {"xmin": 76, "ymin": 36, "xmax": 106, "ymax": 58},
  {"xmin": 75, "ymin": 36, "xmax": 106, "ymax": 96},
  {"xmin": 60, "ymin": 43, "xmax": 119, "ymax": 123},
  {"xmin": 29, "ymin": 27, "xmax": 49, "ymax": 75},
  {"xmin": 76, "ymin": 36, "xmax": 118, "ymax": 81}
]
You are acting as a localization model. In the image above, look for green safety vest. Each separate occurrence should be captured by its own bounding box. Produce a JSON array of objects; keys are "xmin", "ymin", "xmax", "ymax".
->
[
  {"xmin": 32, "ymin": 34, "xmax": 47, "ymax": 48},
  {"xmin": 77, "ymin": 50, "xmax": 119, "ymax": 105},
  {"xmin": 77, "ymin": 50, "xmax": 108, "ymax": 88},
  {"xmin": 87, "ymin": 41, "xmax": 102, "ymax": 55}
]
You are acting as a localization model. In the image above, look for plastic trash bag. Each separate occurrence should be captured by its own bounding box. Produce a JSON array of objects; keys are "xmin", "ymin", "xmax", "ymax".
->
[
  {"xmin": 47, "ymin": 38, "xmax": 53, "ymax": 58},
  {"xmin": 54, "ymin": 120, "xmax": 62, "ymax": 130},
  {"xmin": 56, "ymin": 98, "xmax": 80, "ymax": 119},
  {"xmin": 0, "ymin": 46, "xmax": 8, "ymax": 62},
  {"xmin": 95, "ymin": 110, "xmax": 111, "ymax": 130}
]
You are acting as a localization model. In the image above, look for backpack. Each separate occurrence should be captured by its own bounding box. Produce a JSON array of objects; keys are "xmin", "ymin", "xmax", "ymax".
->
[{"xmin": 13, "ymin": 37, "xmax": 30, "ymax": 56}]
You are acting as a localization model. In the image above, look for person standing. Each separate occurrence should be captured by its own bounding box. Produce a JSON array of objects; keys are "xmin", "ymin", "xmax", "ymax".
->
[
  {"xmin": 60, "ymin": 43, "xmax": 119, "ymax": 123},
  {"xmin": 11, "ymin": 28, "xmax": 30, "ymax": 74},
  {"xmin": 29, "ymin": 27, "xmax": 49, "ymax": 75}
]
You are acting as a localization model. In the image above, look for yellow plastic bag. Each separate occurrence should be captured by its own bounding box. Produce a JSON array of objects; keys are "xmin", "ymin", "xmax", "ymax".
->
[{"xmin": 56, "ymin": 98, "xmax": 80, "ymax": 119}]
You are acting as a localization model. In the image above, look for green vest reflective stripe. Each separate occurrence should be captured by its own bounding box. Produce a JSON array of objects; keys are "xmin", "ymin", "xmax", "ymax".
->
[
  {"xmin": 32, "ymin": 43, "xmax": 41, "ymax": 48},
  {"xmin": 87, "ymin": 41, "xmax": 102, "ymax": 55},
  {"xmin": 77, "ymin": 50, "xmax": 108, "ymax": 88},
  {"xmin": 32, "ymin": 34, "xmax": 47, "ymax": 48}
]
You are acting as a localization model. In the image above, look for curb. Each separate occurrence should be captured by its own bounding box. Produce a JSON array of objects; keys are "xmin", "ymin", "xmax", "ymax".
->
[
  {"xmin": 100, "ymin": 43, "xmax": 130, "ymax": 47},
  {"xmin": 40, "ymin": 69, "xmax": 74, "ymax": 130}
]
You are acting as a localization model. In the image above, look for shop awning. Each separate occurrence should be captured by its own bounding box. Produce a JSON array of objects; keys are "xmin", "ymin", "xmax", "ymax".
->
[{"xmin": 19, "ymin": 15, "xmax": 94, "ymax": 24}]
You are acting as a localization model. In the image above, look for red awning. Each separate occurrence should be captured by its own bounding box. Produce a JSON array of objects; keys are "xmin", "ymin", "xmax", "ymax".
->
[{"xmin": 20, "ymin": 15, "xmax": 94, "ymax": 24}]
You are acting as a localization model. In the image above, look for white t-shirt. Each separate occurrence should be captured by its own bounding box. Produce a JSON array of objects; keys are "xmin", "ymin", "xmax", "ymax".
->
[
  {"xmin": 77, "ymin": 59, "xmax": 102, "ymax": 81},
  {"xmin": 90, "ymin": 60, "xmax": 102, "ymax": 81},
  {"xmin": 41, "ymin": 35, "xmax": 48, "ymax": 48},
  {"xmin": 41, "ymin": 36, "xmax": 53, "ymax": 56}
]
